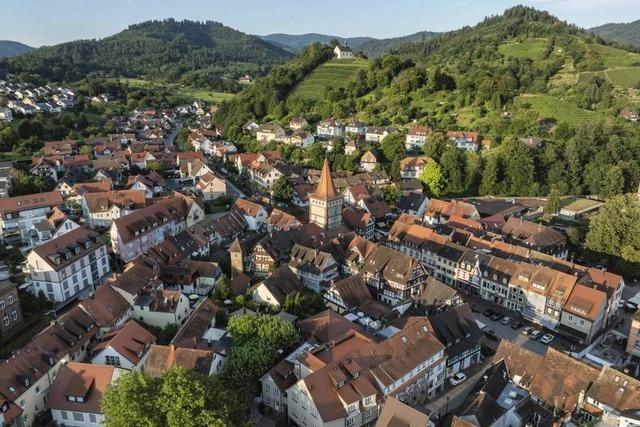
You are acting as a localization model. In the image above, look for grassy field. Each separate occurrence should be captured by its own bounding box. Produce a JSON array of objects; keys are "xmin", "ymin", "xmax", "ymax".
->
[
  {"xmin": 587, "ymin": 44, "xmax": 640, "ymax": 68},
  {"xmin": 514, "ymin": 94, "xmax": 597, "ymax": 126},
  {"xmin": 498, "ymin": 38, "xmax": 550, "ymax": 60},
  {"xmin": 292, "ymin": 58, "xmax": 369, "ymax": 101},
  {"xmin": 605, "ymin": 67, "xmax": 640, "ymax": 88},
  {"xmin": 116, "ymin": 77, "xmax": 236, "ymax": 103}
]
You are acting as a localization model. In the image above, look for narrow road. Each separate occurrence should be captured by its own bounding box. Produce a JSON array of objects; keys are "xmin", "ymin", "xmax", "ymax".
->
[{"xmin": 164, "ymin": 119, "xmax": 182, "ymax": 147}]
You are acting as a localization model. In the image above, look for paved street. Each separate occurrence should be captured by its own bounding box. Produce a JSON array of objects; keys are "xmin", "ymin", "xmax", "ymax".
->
[{"xmin": 423, "ymin": 360, "xmax": 491, "ymax": 420}]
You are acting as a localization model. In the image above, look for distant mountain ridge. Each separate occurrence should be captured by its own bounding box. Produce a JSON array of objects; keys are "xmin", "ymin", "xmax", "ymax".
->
[
  {"xmin": 260, "ymin": 33, "xmax": 374, "ymax": 53},
  {"xmin": 260, "ymin": 31, "xmax": 440, "ymax": 57},
  {"xmin": 2, "ymin": 19, "xmax": 292, "ymax": 91},
  {"xmin": 590, "ymin": 20, "xmax": 640, "ymax": 48},
  {"xmin": 0, "ymin": 40, "xmax": 33, "ymax": 58},
  {"xmin": 358, "ymin": 31, "xmax": 439, "ymax": 57}
]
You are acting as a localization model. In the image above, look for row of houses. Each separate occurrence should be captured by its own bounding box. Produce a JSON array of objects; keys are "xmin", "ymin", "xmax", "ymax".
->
[{"xmin": 386, "ymin": 211, "xmax": 622, "ymax": 344}]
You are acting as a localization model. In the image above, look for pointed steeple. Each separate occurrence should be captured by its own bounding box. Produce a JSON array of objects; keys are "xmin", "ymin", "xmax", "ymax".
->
[{"xmin": 311, "ymin": 158, "xmax": 338, "ymax": 200}]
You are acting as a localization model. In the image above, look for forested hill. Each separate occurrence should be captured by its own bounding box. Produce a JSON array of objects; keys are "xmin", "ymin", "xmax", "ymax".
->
[
  {"xmin": 358, "ymin": 31, "xmax": 439, "ymax": 57},
  {"xmin": 216, "ymin": 6, "xmax": 640, "ymax": 201},
  {"xmin": 0, "ymin": 41, "xmax": 33, "ymax": 58},
  {"xmin": 590, "ymin": 20, "xmax": 640, "ymax": 49},
  {"xmin": 1, "ymin": 19, "xmax": 292, "ymax": 91}
]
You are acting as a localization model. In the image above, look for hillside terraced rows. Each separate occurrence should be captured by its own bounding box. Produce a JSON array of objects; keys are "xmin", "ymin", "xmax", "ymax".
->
[{"xmin": 291, "ymin": 58, "xmax": 369, "ymax": 100}]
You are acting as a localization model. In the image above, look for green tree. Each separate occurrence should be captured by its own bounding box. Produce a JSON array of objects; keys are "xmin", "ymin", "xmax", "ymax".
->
[
  {"xmin": 214, "ymin": 275, "xmax": 230, "ymax": 301},
  {"xmin": 544, "ymin": 184, "xmax": 561, "ymax": 215},
  {"xmin": 379, "ymin": 133, "xmax": 405, "ymax": 164},
  {"xmin": 102, "ymin": 370, "xmax": 162, "ymax": 427},
  {"xmin": 586, "ymin": 194, "xmax": 640, "ymax": 262},
  {"xmin": 272, "ymin": 175, "xmax": 293, "ymax": 203},
  {"xmin": 602, "ymin": 166, "xmax": 625, "ymax": 199},
  {"xmin": 382, "ymin": 184, "xmax": 401, "ymax": 205},
  {"xmin": 479, "ymin": 155, "xmax": 502, "ymax": 196},
  {"xmin": 420, "ymin": 159, "xmax": 444, "ymax": 197},
  {"xmin": 439, "ymin": 146, "xmax": 466, "ymax": 194}
]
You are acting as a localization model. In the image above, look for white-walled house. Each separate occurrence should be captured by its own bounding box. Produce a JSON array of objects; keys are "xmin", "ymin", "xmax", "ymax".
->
[
  {"xmin": 0, "ymin": 191, "xmax": 64, "ymax": 244},
  {"xmin": 25, "ymin": 226, "xmax": 111, "ymax": 304},
  {"xmin": 47, "ymin": 362, "xmax": 123, "ymax": 427},
  {"xmin": 334, "ymin": 45, "xmax": 354, "ymax": 59},
  {"xmin": 91, "ymin": 320, "xmax": 156, "ymax": 370},
  {"xmin": 131, "ymin": 290, "xmax": 191, "ymax": 329},
  {"xmin": 231, "ymin": 199, "xmax": 267, "ymax": 231}
]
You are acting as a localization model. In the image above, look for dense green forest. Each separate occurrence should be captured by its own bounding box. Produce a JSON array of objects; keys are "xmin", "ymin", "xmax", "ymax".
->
[
  {"xmin": 0, "ymin": 19, "xmax": 292, "ymax": 92},
  {"xmin": 590, "ymin": 20, "xmax": 640, "ymax": 49},
  {"xmin": 215, "ymin": 6, "xmax": 640, "ymax": 200}
]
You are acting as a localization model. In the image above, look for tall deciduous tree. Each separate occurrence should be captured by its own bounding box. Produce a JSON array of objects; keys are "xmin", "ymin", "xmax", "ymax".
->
[
  {"xmin": 544, "ymin": 184, "xmax": 561, "ymax": 215},
  {"xmin": 420, "ymin": 159, "xmax": 444, "ymax": 197},
  {"xmin": 586, "ymin": 194, "xmax": 640, "ymax": 262}
]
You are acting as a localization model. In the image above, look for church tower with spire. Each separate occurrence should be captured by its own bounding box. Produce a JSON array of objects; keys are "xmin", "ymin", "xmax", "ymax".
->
[{"xmin": 309, "ymin": 159, "xmax": 343, "ymax": 229}]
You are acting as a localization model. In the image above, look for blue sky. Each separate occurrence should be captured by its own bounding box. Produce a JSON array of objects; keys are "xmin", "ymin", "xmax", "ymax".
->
[{"xmin": 1, "ymin": 0, "xmax": 638, "ymax": 47}]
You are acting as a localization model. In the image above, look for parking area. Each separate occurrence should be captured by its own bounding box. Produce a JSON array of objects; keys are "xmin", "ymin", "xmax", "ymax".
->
[{"xmin": 466, "ymin": 297, "xmax": 577, "ymax": 356}]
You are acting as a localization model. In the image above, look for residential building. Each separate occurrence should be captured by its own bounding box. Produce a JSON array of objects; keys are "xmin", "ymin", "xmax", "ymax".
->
[
  {"xmin": 360, "ymin": 151, "xmax": 378, "ymax": 172},
  {"xmin": 110, "ymin": 195, "xmax": 204, "ymax": 262},
  {"xmin": 405, "ymin": 126, "xmax": 431, "ymax": 151},
  {"xmin": 25, "ymin": 226, "xmax": 111, "ymax": 305},
  {"xmin": 0, "ymin": 280, "xmax": 22, "ymax": 337},
  {"xmin": 342, "ymin": 207, "xmax": 375, "ymax": 240},
  {"xmin": 0, "ymin": 307, "xmax": 97, "ymax": 426},
  {"xmin": 365, "ymin": 126, "xmax": 396, "ymax": 143},
  {"xmin": 289, "ymin": 117, "xmax": 308, "ymax": 130},
  {"xmin": 251, "ymin": 265, "xmax": 303, "ymax": 308},
  {"xmin": 91, "ymin": 320, "xmax": 156, "ymax": 370},
  {"xmin": 501, "ymin": 217, "xmax": 568, "ymax": 258},
  {"xmin": 196, "ymin": 172, "xmax": 227, "ymax": 201},
  {"xmin": 447, "ymin": 131, "xmax": 479, "ymax": 151},
  {"xmin": 559, "ymin": 284, "xmax": 607, "ymax": 344},
  {"xmin": 288, "ymin": 243, "xmax": 338, "ymax": 292},
  {"xmin": 323, "ymin": 274, "xmax": 376, "ymax": 314},
  {"xmin": 0, "ymin": 191, "xmax": 64, "ymax": 244},
  {"xmin": 47, "ymin": 362, "xmax": 123, "ymax": 427},
  {"xmin": 345, "ymin": 120, "xmax": 366, "ymax": 136},
  {"xmin": 424, "ymin": 304, "xmax": 482, "ymax": 377},
  {"xmin": 266, "ymin": 209, "xmax": 302, "ymax": 232},
  {"xmin": 82, "ymin": 189, "xmax": 146, "ymax": 228},
  {"xmin": 231, "ymin": 199, "xmax": 268, "ymax": 231},
  {"xmin": 400, "ymin": 156, "xmax": 429, "ymax": 179},
  {"xmin": 126, "ymin": 172, "xmax": 165, "ymax": 198},
  {"xmin": 362, "ymin": 245, "xmax": 428, "ymax": 305},
  {"xmin": 144, "ymin": 344, "xmax": 217, "ymax": 377},
  {"xmin": 317, "ymin": 119, "xmax": 343, "ymax": 139},
  {"xmin": 131, "ymin": 290, "xmax": 191, "ymax": 329},
  {"xmin": 375, "ymin": 397, "xmax": 430, "ymax": 427},
  {"xmin": 309, "ymin": 159, "xmax": 343, "ymax": 230},
  {"xmin": 424, "ymin": 199, "xmax": 480, "ymax": 225},
  {"xmin": 286, "ymin": 317, "xmax": 446, "ymax": 427},
  {"xmin": 78, "ymin": 284, "xmax": 131, "ymax": 338},
  {"xmin": 256, "ymin": 124, "xmax": 285, "ymax": 143}
]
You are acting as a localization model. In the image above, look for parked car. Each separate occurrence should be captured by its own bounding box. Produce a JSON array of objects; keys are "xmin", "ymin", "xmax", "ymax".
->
[
  {"xmin": 449, "ymin": 372, "xmax": 467, "ymax": 386},
  {"xmin": 500, "ymin": 316, "xmax": 513, "ymax": 325},
  {"xmin": 529, "ymin": 330, "xmax": 543, "ymax": 340},
  {"xmin": 541, "ymin": 334, "xmax": 555, "ymax": 345},
  {"xmin": 510, "ymin": 320, "xmax": 524, "ymax": 330},
  {"xmin": 484, "ymin": 308, "xmax": 496, "ymax": 317},
  {"xmin": 625, "ymin": 302, "xmax": 638, "ymax": 313},
  {"xmin": 490, "ymin": 313, "xmax": 504, "ymax": 321},
  {"xmin": 522, "ymin": 326, "xmax": 535, "ymax": 335}
]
